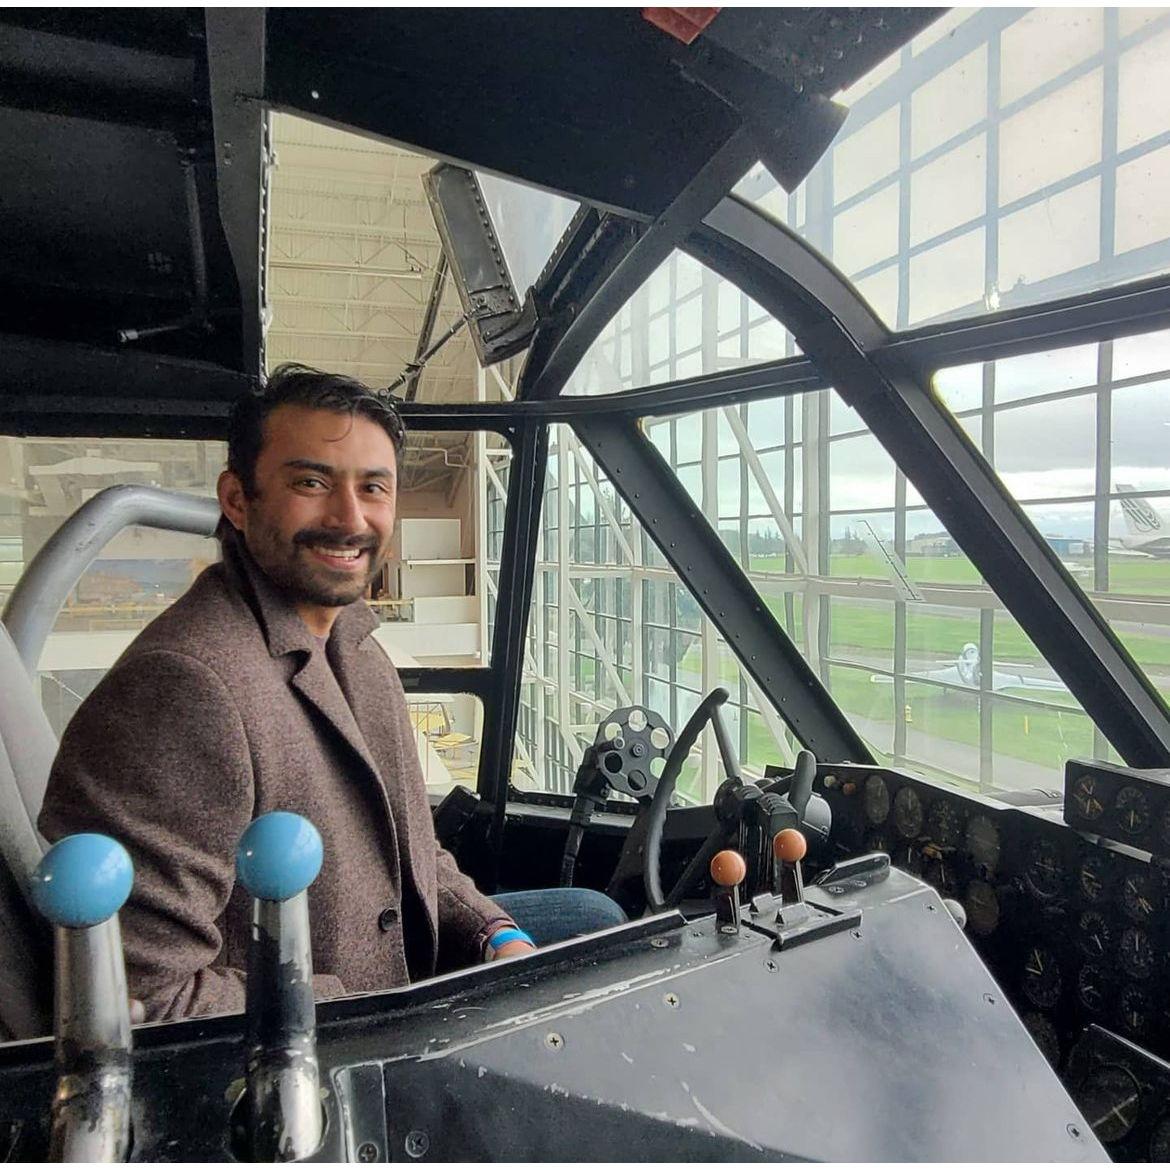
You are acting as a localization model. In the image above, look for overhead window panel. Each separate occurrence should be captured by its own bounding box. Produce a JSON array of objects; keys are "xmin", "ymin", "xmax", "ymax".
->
[
  {"xmin": 1114, "ymin": 145, "xmax": 1170, "ymax": 256},
  {"xmin": 1117, "ymin": 28, "xmax": 1170, "ymax": 151},
  {"xmin": 911, "ymin": 46, "xmax": 987, "ymax": 159},
  {"xmin": 909, "ymin": 134, "xmax": 987, "ymax": 248},
  {"xmin": 909, "ymin": 228, "xmax": 986, "ymax": 323},
  {"xmin": 854, "ymin": 267, "xmax": 900, "ymax": 325},
  {"xmin": 995, "ymin": 345, "xmax": 1098, "ymax": 405},
  {"xmin": 832, "ymin": 183, "xmax": 900, "ymax": 276},
  {"xmin": 1113, "ymin": 328, "xmax": 1170, "ymax": 380},
  {"xmin": 999, "ymin": 8, "xmax": 1103, "ymax": 107},
  {"xmin": 997, "ymin": 178, "xmax": 1101, "ymax": 292},
  {"xmin": 999, "ymin": 70, "xmax": 1103, "ymax": 206},
  {"xmin": 1112, "ymin": 380, "xmax": 1170, "ymax": 494},
  {"xmin": 832, "ymin": 106, "xmax": 901, "ymax": 203}
]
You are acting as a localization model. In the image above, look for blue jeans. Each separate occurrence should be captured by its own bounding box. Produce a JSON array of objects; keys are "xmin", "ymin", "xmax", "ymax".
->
[{"xmin": 492, "ymin": 888, "xmax": 627, "ymax": 947}]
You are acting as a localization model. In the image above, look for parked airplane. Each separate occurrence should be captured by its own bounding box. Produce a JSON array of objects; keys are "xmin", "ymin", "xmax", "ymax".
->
[
  {"xmin": 871, "ymin": 643, "xmax": 1067, "ymax": 694},
  {"xmin": 1113, "ymin": 485, "xmax": 1170, "ymax": 558}
]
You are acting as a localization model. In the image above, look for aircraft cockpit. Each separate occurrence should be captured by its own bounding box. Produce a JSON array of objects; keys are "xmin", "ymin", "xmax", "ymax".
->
[{"xmin": 1, "ymin": 6, "xmax": 1169, "ymax": 1162}]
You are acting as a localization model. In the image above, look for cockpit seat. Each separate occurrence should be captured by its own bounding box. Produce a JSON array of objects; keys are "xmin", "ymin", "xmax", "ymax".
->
[{"xmin": 0, "ymin": 620, "xmax": 55, "ymax": 1039}]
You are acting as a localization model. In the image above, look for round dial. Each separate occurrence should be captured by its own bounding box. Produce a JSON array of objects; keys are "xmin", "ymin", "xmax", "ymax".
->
[
  {"xmin": 1122, "ymin": 869, "xmax": 1163, "ymax": 924},
  {"xmin": 1076, "ymin": 1064, "xmax": 1141, "ymax": 1144},
  {"xmin": 965, "ymin": 814, "xmax": 1001, "ymax": 874},
  {"xmin": 1119, "ymin": 927, "xmax": 1155, "ymax": 980},
  {"xmin": 1022, "ymin": 946, "xmax": 1063, "ymax": 1008},
  {"xmin": 1076, "ymin": 963, "xmax": 1111, "ymax": 1013},
  {"xmin": 1025, "ymin": 838, "xmax": 1065, "ymax": 900},
  {"xmin": 964, "ymin": 879, "xmax": 1000, "ymax": 937},
  {"xmin": 1077, "ymin": 910, "xmax": 1113, "ymax": 960},
  {"xmin": 893, "ymin": 785, "xmax": 924, "ymax": 839},
  {"xmin": 1115, "ymin": 786, "xmax": 1151, "ymax": 837},
  {"xmin": 927, "ymin": 800, "xmax": 963, "ymax": 849},
  {"xmin": 1079, "ymin": 853, "xmax": 1112, "ymax": 905},
  {"xmin": 1022, "ymin": 1012, "xmax": 1061, "ymax": 1068},
  {"xmin": 1149, "ymin": 1114, "xmax": 1170, "ymax": 1162},
  {"xmin": 1071, "ymin": 773, "xmax": 1107, "ymax": 822},
  {"xmin": 1120, "ymin": 984, "xmax": 1153, "ymax": 1036},
  {"xmin": 863, "ymin": 774, "xmax": 890, "ymax": 826}
]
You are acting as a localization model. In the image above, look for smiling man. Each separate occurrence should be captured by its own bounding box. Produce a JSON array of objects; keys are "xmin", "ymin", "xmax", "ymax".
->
[{"xmin": 37, "ymin": 365, "xmax": 629, "ymax": 1022}]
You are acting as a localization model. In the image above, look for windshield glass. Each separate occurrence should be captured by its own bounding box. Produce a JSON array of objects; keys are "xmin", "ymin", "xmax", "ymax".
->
[
  {"xmin": 734, "ymin": 8, "xmax": 1170, "ymax": 328},
  {"xmin": 935, "ymin": 328, "xmax": 1170, "ymax": 710},
  {"xmin": 643, "ymin": 390, "xmax": 1117, "ymax": 793},
  {"xmin": 508, "ymin": 423, "xmax": 797, "ymax": 804}
]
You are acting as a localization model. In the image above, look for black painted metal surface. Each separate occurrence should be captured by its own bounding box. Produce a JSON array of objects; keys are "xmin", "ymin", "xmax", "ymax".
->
[{"xmin": 0, "ymin": 873, "xmax": 1108, "ymax": 1161}]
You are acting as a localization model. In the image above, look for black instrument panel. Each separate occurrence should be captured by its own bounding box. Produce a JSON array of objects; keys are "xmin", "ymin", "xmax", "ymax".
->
[
  {"xmin": 817, "ymin": 763, "xmax": 1170, "ymax": 1160},
  {"xmin": 1065, "ymin": 759, "xmax": 1170, "ymax": 857}
]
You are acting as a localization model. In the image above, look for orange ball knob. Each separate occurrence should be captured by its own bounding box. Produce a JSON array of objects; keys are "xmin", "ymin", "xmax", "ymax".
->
[
  {"xmin": 773, "ymin": 828, "xmax": 807, "ymax": 863},
  {"xmin": 709, "ymin": 849, "xmax": 747, "ymax": 888}
]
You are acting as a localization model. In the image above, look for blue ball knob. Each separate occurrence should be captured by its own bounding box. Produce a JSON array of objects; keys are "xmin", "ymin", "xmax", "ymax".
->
[
  {"xmin": 31, "ymin": 834, "xmax": 134, "ymax": 928},
  {"xmin": 236, "ymin": 812, "xmax": 323, "ymax": 902}
]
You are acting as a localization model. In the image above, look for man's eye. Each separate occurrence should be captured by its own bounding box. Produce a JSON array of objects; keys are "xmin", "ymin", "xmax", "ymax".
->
[
  {"xmin": 296, "ymin": 477, "xmax": 326, "ymax": 489},
  {"xmin": 364, "ymin": 482, "xmax": 392, "ymax": 495}
]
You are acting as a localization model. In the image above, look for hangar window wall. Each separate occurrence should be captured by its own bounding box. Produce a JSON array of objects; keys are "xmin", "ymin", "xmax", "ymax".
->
[{"xmin": 511, "ymin": 7, "xmax": 1170, "ymax": 796}]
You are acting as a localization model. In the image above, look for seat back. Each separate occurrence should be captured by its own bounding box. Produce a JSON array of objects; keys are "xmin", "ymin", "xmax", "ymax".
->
[{"xmin": 0, "ymin": 621, "xmax": 56, "ymax": 1038}]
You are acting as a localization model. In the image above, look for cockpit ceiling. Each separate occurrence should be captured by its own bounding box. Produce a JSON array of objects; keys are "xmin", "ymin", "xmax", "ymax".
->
[{"xmin": 0, "ymin": 8, "xmax": 943, "ymax": 427}]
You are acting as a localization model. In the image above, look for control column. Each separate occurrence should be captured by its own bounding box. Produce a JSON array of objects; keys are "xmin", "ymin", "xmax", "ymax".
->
[
  {"xmin": 30, "ymin": 834, "xmax": 134, "ymax": 1162},
  {"xmin": 236, "ymin": 812, "xmax": 325, "ymax": 1162}
]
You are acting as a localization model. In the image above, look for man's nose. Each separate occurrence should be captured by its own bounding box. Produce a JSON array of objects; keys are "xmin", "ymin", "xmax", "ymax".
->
[{"xmin": 324, "ymin": 484, "xmax": 366, "ymax": 531}]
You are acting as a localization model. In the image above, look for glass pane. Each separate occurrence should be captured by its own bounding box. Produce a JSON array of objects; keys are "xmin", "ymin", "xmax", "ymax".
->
[
  {"xmin": 934, "ymin": 330, "xmax": 1170, "ymax": 714},
  {"xmin": 644, "ymin": 388, "xmax": 1108, "ymax": 792},
  {"xmin": 476, "ymin": 171, "xmax": 578, "ymax": 295},
  {"xmin": 733, "ymin": 9, "xmax": 1170, "ymax": 328},
  {"xmin": 515, "ymin": 423, "xmax": 792, "ymax": 802},
  {"xmin": 563, "ymin": 251, "xmax": 795, "ymax": 396}
]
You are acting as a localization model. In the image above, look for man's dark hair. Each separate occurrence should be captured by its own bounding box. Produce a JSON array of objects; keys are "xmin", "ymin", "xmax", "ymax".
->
[{"xmin": 227, "ymin": 363, "xmax": 406, "ymax": 497}]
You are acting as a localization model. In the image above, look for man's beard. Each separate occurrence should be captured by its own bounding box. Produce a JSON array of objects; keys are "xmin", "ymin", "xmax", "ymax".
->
[{"xmin": 249, "ymin": 524, "xmax": 386, "ymax": 608}]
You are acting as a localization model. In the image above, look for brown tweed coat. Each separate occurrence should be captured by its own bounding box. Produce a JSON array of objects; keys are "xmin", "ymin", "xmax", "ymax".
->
[{"xmin": 38, "ymin": 530, "xmax": 511, "ymax": 1022}]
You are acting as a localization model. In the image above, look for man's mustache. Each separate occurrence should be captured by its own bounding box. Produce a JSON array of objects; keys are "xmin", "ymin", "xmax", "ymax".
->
[{"xmin": 292, "ymin": 529, "xmax": 380, "ymax": 551}]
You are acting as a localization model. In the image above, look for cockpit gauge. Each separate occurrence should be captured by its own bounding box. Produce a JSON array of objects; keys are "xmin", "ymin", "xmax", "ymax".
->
[
  {"xmin": 1121, "ymin": 869, "xmax": 1162, "ymax": 924},
  {"xmin": 1076, "ymin": 1064, "xmax": 1141, "ymax": 1144},
  {"xmin": 1076, "ymin": 910, "xmax": 1113, "ymax": 960},
  {"xmin": 1115, "ymin": 785, "xmax": 1151, "ymax": 838},
  {"xmin": 1149, "ymin": 1114, "xmax": 1170, "ymax": 1162},
  {"xmin": 892, "ymin": 785, "xmax": 924, "ymax": 839},
  {"xmin": 863, "ymin": 774, "xmax": 890, "ymax": 826},
  {"xmin": 1120, "ymin": 984, "xmax": 1153, "ymax": 1036},
  {"xmin": 1071, "ymin": 773, "xmax": 1107, "ymax": 822},
  {"xmin": 1076, "ymin": 963, "xmax": 1111, "ymax": 1013},
  {"xmin": 964, "ymin": 879, "xmax": 1000, "ymax": 937},
  {"xmin": 1119, "ymin": 927, "xmax": 1155, "ymax": 980},
  {"xmin": 965, "ymin": 814, "xmax": 1001, "ymax": 874},
  {"xmin": 1022, "ymin": 946, "xmax": 1063, "ymax": 1008},
  {"xmin": 1022, "ymin": 1012, "xmax": 1061, "ymax": 1068},
  {"xmin": 1079, "ymin": 853, "xmax": 1112, "ymax": 905},
  {"xmin": 1025, "ymin": 838, "xmax": 1064, "ymax": 900},
  {"xmin": 926, "ymin": 800, "xmax": 962, "ymax": 849}
]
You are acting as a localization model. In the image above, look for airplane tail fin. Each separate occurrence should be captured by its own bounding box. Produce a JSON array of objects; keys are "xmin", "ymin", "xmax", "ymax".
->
[{"xmin": 1115, "ymin": 484, "xmax": 1165, "ymax": 536}]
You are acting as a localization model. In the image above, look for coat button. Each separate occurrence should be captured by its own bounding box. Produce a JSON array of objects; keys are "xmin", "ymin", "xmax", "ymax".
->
[{"xmin": 378, "ymin": 907, "xmax": 399, "ymax": 932}]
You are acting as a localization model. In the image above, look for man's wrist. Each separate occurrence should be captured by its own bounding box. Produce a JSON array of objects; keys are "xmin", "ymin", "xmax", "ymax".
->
[{"xmin": 484, "ymin": 926, "xmax": 535, "ymax": 960}]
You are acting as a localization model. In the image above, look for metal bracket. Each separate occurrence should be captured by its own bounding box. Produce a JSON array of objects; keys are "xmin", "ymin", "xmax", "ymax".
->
[{"xmin": 745, "ymin": 891, "xmax": 862, "ymax": 950}]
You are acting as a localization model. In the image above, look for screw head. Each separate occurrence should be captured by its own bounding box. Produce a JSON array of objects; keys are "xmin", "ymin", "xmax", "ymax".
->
[
  {"xmin": 1067, "ymin": 1123, "xmax": 1081, "ymax": 1139},
  {"xmin": 663, "ymin": 992, "xmax": 680, "ymax": 1008},
  {"xmin": 405, "ymin": 1130, "xmax": 429, "ymax": 1158},
  {"xmin": 765, "ymin": 959, "xmax": 778, "ymax": 971},
  {"xmin": 650, "ymin": 936, "xmax": 669, "ymax": 949},
  {"xmin": 358, "ymin": 1141, "xmax": 378, "ymax": 1162},
  {"xmin": 545, "ymin": 1031, "xmax": 564, "ymax": 1050}
]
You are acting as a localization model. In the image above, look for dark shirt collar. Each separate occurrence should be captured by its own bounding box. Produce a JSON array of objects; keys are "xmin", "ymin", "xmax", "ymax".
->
[{"xmin": 219, "ymin": 525, "xmax": 378, "ymax": 658}]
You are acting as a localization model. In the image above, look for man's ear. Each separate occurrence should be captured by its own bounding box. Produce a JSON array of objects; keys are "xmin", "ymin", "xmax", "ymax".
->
[{"xmin": 217, "ymin": 469, "xmax": 248, "ymax": 533}]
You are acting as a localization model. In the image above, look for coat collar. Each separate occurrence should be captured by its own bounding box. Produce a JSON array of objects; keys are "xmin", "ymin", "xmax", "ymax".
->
[{"xmin": 219, "ymin": 525, "xmax": 378, "ymax": 659}]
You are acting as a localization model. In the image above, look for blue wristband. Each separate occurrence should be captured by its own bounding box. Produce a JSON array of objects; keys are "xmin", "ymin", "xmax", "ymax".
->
[{"xmin": 488, "ymin": 927, "xmax": 534, "ymax": 951}]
